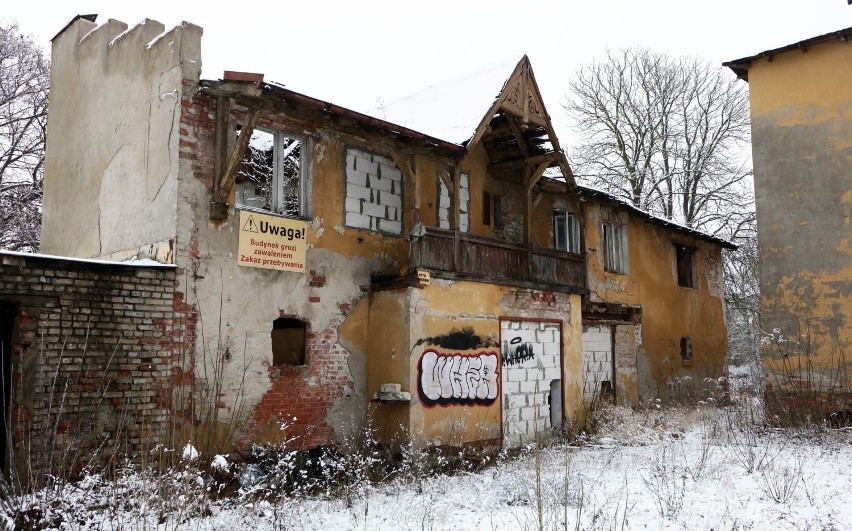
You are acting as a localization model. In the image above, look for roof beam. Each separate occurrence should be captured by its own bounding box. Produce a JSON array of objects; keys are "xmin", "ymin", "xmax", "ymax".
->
[{"xmin": 210, "ymin": 108, "xmax": 261, "ymax": 221}]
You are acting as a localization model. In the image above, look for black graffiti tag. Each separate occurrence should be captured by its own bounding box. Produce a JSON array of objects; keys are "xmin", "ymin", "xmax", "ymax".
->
[{"xmin": 502, "ymin": 336, "xmax": 535, "ymax": 366}]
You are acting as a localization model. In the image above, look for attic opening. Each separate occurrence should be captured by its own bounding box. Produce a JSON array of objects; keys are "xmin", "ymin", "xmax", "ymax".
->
[{"xmin": 271, "ymin": 317, "xmax": 307, "ymax": 366}]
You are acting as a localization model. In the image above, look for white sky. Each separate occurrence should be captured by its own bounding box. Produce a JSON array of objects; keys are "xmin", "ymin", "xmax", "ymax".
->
[{"xmin": 3, "ymin": 1, "xmax": 851, "ymax": 145}]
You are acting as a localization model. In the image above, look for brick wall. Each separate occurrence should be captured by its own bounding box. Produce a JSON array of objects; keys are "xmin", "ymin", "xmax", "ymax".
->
[{"xmin": 0, "ymin": 253, "xmax": 192, "ymax": 475}]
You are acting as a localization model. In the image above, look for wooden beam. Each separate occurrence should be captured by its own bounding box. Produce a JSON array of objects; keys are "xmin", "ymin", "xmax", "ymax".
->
[
  {"xmin": 211, "ymin": 108, "xmax": 261, "ymax": 219},
  {"xmin": 438, "ymin": 167, "xmax": 454, "ymax": 193},
  {"xmin": 389, "ymin": 149, "xmax": 420, "ymax": 224},
  {"xmin": 507, "ymin": 114, "xmax": 531, "ymax": 158},
  {"xmin": 490, "ymin": 151, "xmax": 561, "ymax": 174},
  {"xmin": 210, "ymin": 96, "xmax": 232, "ymax": 220},
  {"xmin": 526, "ymin": 160, "xmax": 550, "ymax": 193},
  {"xmin": 523, "ymin": 161, "xmax": 549, "ymax": 244},
  {"xmin": 532, "ymin": 190, "xmax": 543, "ymax": 210}
]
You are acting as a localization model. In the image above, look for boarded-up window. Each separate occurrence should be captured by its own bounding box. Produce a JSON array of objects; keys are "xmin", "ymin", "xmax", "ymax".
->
[
  {"xmin": 675, "ymin": 244, "xmax": 696, "ymax": 288},
  {"xmin": 271, "ymin": 318, "xmax": 307, "ymax": 366}
]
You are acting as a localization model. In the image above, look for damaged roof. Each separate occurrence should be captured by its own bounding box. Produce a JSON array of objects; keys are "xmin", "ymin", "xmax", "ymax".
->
[
  {"xmin": 361, "ymin": 58, "xmax": 519, "ymax": 146},
  {"xmin": 723, "ymin": 25, "xmax": 852, "ymax": 81}
]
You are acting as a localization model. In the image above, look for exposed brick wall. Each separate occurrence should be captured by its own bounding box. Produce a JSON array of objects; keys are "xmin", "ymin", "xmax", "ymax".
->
[
  {"xmin": 247, "ymin": 311, "xmax": 354, "ymax": 450},
  {"xmin": 0, "ymin": 253, "xmax": 193, "ymax": 474}
]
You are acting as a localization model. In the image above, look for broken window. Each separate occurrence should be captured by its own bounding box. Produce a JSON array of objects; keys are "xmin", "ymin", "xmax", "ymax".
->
[
  {"xmin": 271, "ymin": 317, "xmax": 307, "ymax": 366},
  {"xmin": 675, "ymin": 244, "xmax": 696, "ymax": 288},
  {"xmin": 235, "ymin": 128, "xmax": 308, "ymax": 217},
  {"xmin": 680, "ymin": 336, "xmax": 693, "ymax": 361},
  {"xmin": 553, "ymin": 210, "xmax": 580, "ymax": 253},
  {"xmin": 602, "ymin": 222, "xmax": 627, "ymax": 274}
]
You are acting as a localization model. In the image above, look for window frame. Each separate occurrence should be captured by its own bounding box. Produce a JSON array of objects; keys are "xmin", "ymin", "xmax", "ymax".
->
[
  {"xmin": 602, "ymin": 221, "xmax": 628, "ymax": 274},
  {"xmin": 553, "ymin": 210, "xmax": 581, "ymax": 253},
  {"xmin": 235, "ymin": 127, "xmax": 312, "ymax": 219}
]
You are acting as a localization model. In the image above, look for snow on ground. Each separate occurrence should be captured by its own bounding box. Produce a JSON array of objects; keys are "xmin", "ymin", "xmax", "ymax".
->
[{"xmin": 7, "ymin": 407, "xmax": 851, "ymax": 530}]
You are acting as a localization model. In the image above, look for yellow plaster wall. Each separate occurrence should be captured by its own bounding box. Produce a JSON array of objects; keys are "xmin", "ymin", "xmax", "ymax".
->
[
  {"xmin": 402, "ymin": 280, "xmax": 583, "ymax": 448},
  {"xmin": 584, "ymin": 203, "xmax": 729, "ymax": 398},
  {"xmin": 745, "ymin": 38, "xmax": 852, "ymax": 384}
]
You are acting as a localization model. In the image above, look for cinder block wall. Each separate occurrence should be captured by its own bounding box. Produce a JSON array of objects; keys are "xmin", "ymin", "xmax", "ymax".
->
[{"xmin": 0, "ymin": 253, "xmax": 194, "ymax": 476}]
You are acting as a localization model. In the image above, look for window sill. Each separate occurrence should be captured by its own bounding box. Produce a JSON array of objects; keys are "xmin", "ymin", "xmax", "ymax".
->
[{"xmin": 681, "ymin": 358, "xmax": 693, "ymax": 366}]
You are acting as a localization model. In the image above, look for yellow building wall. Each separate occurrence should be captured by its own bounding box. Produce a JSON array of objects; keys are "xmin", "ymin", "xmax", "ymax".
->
[
  {"xmin": 745, "ymin": 39, "xmax": 852, "ymax": 393},
  {"xmin": 583, "ymin": 203, "xmax": 729, "ymax": 399}
]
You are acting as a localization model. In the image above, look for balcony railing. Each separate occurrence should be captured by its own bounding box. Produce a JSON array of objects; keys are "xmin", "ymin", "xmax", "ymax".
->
[{"xmin": 410, "ymin": 227, "xmax": 586, "ymax": 292}]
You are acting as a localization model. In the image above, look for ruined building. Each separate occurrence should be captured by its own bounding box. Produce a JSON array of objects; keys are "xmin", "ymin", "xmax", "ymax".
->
[
  {"xmin": 724, "ymin": 27, "xmax": 851, "ymax": 413},
  {"xmin": 0, "ymin": 15, "xmax": 732, "ymax": 471}
]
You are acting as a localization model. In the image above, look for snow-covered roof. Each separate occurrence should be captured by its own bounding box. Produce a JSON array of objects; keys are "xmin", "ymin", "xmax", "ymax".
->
[
  {"xmin": 0, "ymin": 250, "xmax": 175, "ymax": 268},
  {"xmin": 361, "ymin": 58, "xmax": 519, "ymax": 145},
  {"xmin": 572, "ymin": 183, "xmax": 737, "ymax": 249}
]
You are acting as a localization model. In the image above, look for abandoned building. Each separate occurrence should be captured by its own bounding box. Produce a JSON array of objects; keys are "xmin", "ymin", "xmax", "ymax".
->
[
  {"xmin": 724, "ymin": 27, "xmax": 851, "ymax": 412},
  {"xmin": 0, "ymin": 15, "xmax": 732, "ymax": 469}
]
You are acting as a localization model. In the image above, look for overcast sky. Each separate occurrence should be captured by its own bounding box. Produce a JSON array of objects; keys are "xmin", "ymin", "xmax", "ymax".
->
[{"xmin": 4, "ymin": 1, "xmax": 851, "ymax": 143}]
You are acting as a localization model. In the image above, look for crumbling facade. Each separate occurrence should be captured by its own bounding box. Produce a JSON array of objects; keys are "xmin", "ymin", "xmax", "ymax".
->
[
  {"xmin": 0, "ymin": 15, "xmax": 732, "ymax": 465},
  {"xmin": 725, "ymin": 27, "xmax": 851, "ymax": 412}
]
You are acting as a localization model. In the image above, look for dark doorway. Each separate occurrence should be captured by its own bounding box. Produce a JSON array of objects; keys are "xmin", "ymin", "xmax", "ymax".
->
[{"xmin": 0, "ymin": 302, "xmax": 15, "ymax": 474}]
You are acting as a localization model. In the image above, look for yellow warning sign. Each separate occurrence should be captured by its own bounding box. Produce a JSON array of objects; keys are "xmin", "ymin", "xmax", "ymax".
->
[{"xmin": 237, "ymin": 210, "xmax": 308, "ymax": 273}]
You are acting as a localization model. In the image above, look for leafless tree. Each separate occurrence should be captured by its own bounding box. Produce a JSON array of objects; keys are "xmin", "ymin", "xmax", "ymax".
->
[
  {"xmin": 565, "ymin": 48, "xmax": 759, "ymax": 363},
  {"xmin": 0, "ymin": 21, "xmax": 49, "ymax": 252},
  {"xmin": 564, "ymin": 48, "xmax": 753, "ymax": 237}
]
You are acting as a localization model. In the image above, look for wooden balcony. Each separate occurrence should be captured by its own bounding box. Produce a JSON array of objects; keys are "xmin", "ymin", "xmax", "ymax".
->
[{"xmin": 409, "ymin": 227, "xmax": 586, "ymax": 293}]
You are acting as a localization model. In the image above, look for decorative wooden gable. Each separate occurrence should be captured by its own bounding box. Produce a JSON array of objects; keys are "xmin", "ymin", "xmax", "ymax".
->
[{"xmin": 467, "ymin": 56, "xmax": 574, "ymax": 188}]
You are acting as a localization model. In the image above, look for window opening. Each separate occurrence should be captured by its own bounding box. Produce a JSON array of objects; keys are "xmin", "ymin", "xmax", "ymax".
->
[
  {"xmin": 675, "ymin": 244, "xmax": 696, "ymax": 288},
  {"xmin": 602, "ymin": 222, "xmax": 627, "ymax": 274},
  {"xmin": 680, "ymin": 336, "xmax": 693, "ymax": 361},
  {"xmin": 553, "ymin": 210, "xmax": 580, "ymax": 253},
  {"xmin": 235, "ymin": 128, "xmax": 307, "ymax": 217},
  {"xmin": 493, "ymin": 195, "xmax": 503, "ymax": 227},
  {"xmin": 482, "ymin": 191, "xmax": 492, "ymax": 226},
  {"xmin": 271, "ymin": 317, "xmax": 307, "ymax": 366}
]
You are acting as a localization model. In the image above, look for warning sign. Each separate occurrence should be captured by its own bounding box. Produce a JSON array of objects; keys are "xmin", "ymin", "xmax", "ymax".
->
[{"xmin": 237, "ymin": 210, "xmax": 308, "ymax": 273}]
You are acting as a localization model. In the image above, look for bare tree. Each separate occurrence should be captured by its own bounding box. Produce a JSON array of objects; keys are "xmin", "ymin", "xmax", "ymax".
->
[
  {"xmin": 565, "ymin": 48, "xmax": 753, "ymax": 237},
  {"xmin": 0, "ymin": 21, "xmax": 49, "ymax": 252}
]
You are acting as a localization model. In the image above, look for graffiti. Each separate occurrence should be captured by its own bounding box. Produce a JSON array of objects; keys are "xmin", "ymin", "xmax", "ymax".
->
[
  {"xmin": 418, "ymin": 350, "xmax": 499, "ymax": 407},
  {"xmin": 502, "ymin": 336, "xmax": 535, "ymax": 366},
  {"xmin": 414, "ymin": 327, "xmax": 498, "ymax": 351}
]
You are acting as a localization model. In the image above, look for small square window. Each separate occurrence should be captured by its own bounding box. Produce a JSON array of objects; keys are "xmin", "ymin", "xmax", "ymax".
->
[
  {"xmin": 272, "ymin": 318, "xmax": 307, "ymax": 366},
  {"xmin": 602, "ymin": 222, "xmax": 627, "ymax": 274},
  {"xmin": 553, "ymin": 211, "xmax": 580, "ymax": 253},
  {"xmin": 236, "ymin": 129, "xmax": 309, "ymax": 217},
  {"xmin": 675, "ymin": 244, "xmax": 696, "ymax": 288}
]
